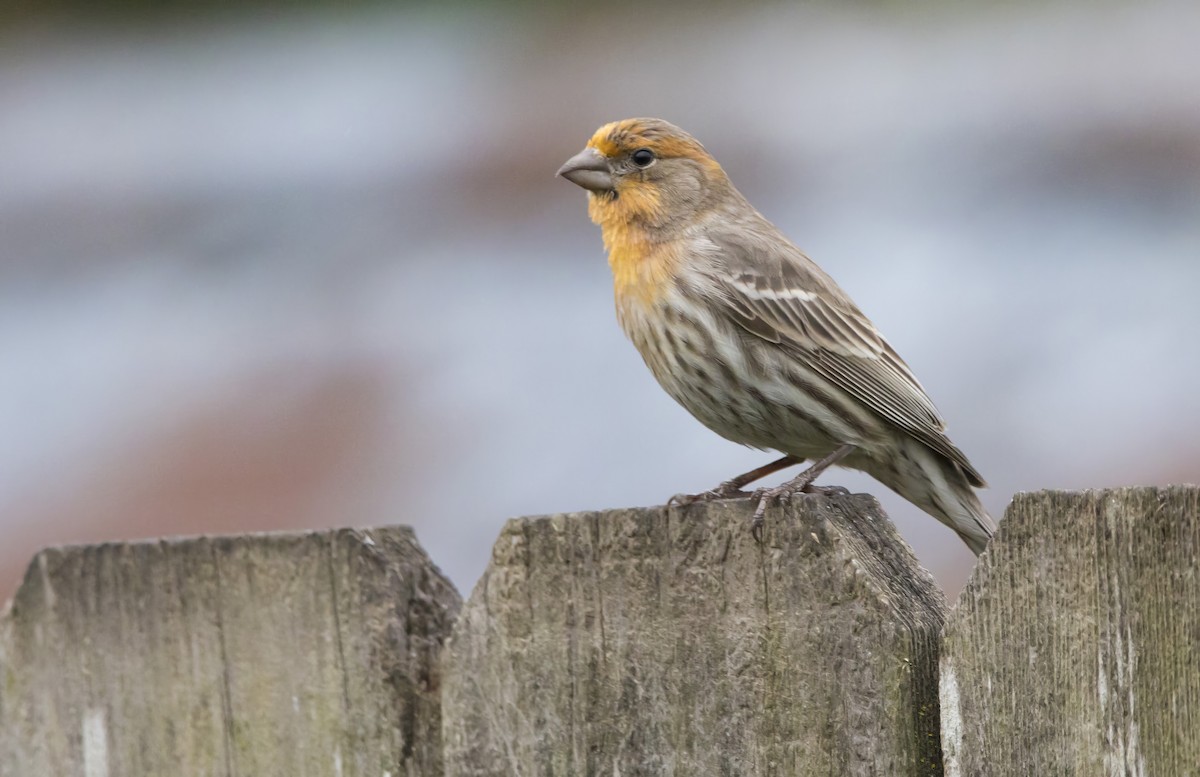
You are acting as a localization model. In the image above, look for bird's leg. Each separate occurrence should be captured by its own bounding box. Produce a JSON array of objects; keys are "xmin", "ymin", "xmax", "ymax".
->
[
  {"xmin": 750, "ymin": 444, "xmax": 856, "ymax": 542},
  {"xmin": 669, "ymin": 455, "xmax": 803, "ymax": 507}
]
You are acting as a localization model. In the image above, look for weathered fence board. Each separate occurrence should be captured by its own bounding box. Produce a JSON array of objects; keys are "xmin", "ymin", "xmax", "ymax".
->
[
  {"xmin": 940, "ymin": 486, "xmax": 1200, "ymax": 776},
  {"xmin": 8, "ymin": 487, "xmax": 1192, "ymax": 776},
  {"xmin": 442, "ymin": 495, "xmax": 948, "ymax": 776},
  {"xmin": 0, "ymin": 526, "xmax": 460, "ymax": 777}
]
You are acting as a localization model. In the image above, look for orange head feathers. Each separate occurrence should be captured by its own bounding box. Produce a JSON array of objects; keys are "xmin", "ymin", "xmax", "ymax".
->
[
  {"xmin": 557, "ymin": 118, "xmax": 734, "ymax": 305},
  {"xmin": 557, "ymin": 118, "xmax": 731, "ymax": 236},
  {"xmin": 585, "ymin": 118, "xmax": 717, "ymax": 169}
]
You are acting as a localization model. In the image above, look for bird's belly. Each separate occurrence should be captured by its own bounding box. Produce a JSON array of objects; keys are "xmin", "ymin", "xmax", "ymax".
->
[{"xmin": 618, "ymin": 300, "xmax": 841, "ymax": 459}]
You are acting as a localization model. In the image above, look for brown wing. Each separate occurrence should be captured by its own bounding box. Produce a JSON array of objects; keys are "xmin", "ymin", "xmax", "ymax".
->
[{"xmin": 699, "ymin": 229, "xmax": 986, "ymax": 487}]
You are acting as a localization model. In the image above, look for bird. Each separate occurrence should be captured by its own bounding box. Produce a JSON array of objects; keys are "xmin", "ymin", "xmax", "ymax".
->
[{"xmin": 556, "ymin": 117, "xmax": 995, "ymax": 555}]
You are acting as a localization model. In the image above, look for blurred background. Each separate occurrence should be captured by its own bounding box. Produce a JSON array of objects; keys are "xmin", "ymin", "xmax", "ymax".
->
[{"xmin": 2, "ymin": 0, "xmax": 1198, "ymax": 605}]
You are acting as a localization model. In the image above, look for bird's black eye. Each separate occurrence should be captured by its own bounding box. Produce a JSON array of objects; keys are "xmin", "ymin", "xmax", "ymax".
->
[{"xmin": 631, "ymin": 148, "xmax": 655, "ymax": 168}]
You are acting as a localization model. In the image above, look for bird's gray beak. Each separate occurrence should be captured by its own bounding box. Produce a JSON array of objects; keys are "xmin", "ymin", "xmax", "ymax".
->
[{"xmin": 557, "ymin": 147, "xmax": 613, "ymax": 193}]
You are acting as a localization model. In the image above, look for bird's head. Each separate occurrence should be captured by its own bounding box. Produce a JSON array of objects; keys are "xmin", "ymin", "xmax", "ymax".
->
[{"xmin": 557, "ymin": 118, "xmax": 730, "ymax": 235}]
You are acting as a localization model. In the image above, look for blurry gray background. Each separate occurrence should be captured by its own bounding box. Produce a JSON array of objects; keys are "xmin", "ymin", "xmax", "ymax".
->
[{"xmin": 2, "ymin": 0, "xmax": 1198, "ymax": 604}]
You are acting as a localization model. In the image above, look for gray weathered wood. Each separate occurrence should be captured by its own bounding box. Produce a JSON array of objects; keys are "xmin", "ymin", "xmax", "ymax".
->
[
  {"xmin": 940, "ymin": 486, "xmax": 1200, "ymax": 775},
  {"xmin": 442, "ymin": 495, "xmax": 947, "ymax": 776},
  {"xmin": 0, "ymin": 526, "xmax": 460, "ymax": 777}
]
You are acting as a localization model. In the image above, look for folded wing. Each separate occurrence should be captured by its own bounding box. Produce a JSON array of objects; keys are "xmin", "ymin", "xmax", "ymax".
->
[{"xmin": 699, "ymin": 230, "xmax": 986, "ymax": 487}]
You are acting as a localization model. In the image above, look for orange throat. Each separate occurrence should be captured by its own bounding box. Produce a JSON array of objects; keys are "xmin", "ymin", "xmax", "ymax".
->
[{"xmin": 588, "ymin": 189, "xmax": 678, "ymax": 307}]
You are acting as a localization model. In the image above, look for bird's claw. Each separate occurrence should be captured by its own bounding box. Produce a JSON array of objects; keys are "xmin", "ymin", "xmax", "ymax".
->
[
  {"xmin": 668, "ymin": 482, "xmax": 750, "ymax": 507},
  {"xmin": 750, "ymin": 485, "xmax": 783, "ymax": 544},
  {"xmin": 749, "ymin": 481, "xmax": 850, "ymax": 543}
]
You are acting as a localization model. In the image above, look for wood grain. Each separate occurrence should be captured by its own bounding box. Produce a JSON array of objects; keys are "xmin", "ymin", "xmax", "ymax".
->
[
  {"xmin": 442, "ymin": 495, "xmax": 947, "ymax": 776},
  {"xmin": 0, "ymin": 526, "xmax": 460, "ymax": 777},
  {"xmin": 940, "ymin": 486, "xmax": 1200, "ymax": 776}
]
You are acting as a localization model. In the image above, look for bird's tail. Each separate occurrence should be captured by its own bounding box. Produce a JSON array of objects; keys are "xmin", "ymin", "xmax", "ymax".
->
[{"xmin": 871, "ymin": 439, "xmax": 997, "ymax": 556}]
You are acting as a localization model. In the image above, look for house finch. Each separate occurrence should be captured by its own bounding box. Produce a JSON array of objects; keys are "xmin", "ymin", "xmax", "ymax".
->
[{"xmin": 557, "ymin": 117, "xmax": 995, "ymax": 554}]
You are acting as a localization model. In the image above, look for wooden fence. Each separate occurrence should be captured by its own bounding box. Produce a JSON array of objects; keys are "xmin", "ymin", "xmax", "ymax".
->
[{"xmin": 1, "ymin": 486, "xmax": 1196, "ymax": 775}]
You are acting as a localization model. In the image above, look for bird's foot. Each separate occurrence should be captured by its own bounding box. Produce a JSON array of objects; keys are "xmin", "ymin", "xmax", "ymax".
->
[
  {"xmin": 748, "ymin": 483, "xmax": 791, "ymax": 544},
  {"xmin": 749, "ymin": 482, "xmax": 848, "ymax": 543},
  {"xmin": 669, "ymin": 455, "xmax": 806, "ymax": 509},
  {"xmin": 748, "ymin": 444, "xmax": 856, "ymax": 543},
  {"xmin": 668, "ymin": 480, "xmax": 751, "ymax": 507}
]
